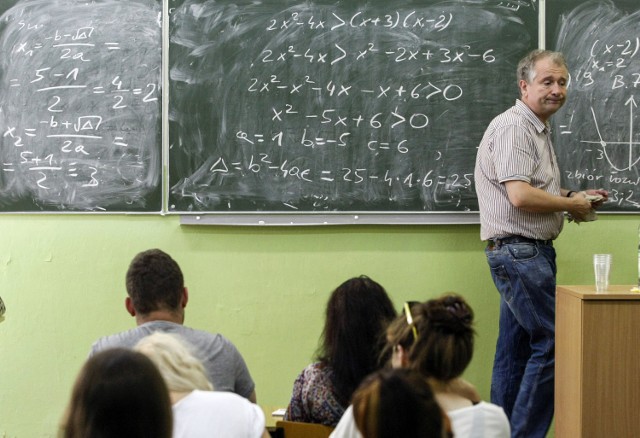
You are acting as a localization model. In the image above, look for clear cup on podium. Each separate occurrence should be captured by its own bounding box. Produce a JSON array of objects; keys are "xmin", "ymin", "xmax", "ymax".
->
[{"xmin": 593, "ymin": 254, "xmax": 612, "ymax": 293}]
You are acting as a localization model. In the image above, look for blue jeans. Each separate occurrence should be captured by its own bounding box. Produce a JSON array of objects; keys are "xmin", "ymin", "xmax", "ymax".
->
[{"xmin": 485, "ymin": 241, "xmax": 556, "ymax": 438}]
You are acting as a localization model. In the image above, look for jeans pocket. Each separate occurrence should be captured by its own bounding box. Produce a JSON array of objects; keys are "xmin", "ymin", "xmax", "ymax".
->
[
  {"xmin": 486, "ymin": 248, "xmax": 514, "ymax": 303},
  {"xmin": 507, "ymin": 242, "xmax": 539, "ymax": 261}
]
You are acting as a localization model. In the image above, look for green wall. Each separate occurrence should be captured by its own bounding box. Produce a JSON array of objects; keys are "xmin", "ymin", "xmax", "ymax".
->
[{"xmin": 0, "ymin": 214, "xmax": 636, "ymax": 436}]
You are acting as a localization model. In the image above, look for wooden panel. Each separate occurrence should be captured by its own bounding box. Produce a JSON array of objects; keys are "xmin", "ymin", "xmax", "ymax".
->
[
  {"xmin": 582, "ymin": 301, "xmax": 640, "ymax": 437},
  {"xmin": 556, "ymin": 286, "xmax": 640, "ymax": 437},
  {"xmin": 555, "ymin": 291, "xmax": 584, "ymax": 437},
  {"xmin": 275, "ymin": 420, "xmax": 334, "ymax": 438}
]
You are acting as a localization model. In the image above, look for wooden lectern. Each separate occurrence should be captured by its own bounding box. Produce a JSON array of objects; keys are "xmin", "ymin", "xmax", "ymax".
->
[{"xmin": 556, "ymin": 285, "xmax": 640, "ymax": 437}]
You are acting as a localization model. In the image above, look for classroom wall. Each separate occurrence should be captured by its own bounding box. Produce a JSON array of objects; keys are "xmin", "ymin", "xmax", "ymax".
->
[{"xmin": 0, "ymin": 214, "xmax": 636, "ymax": 436}]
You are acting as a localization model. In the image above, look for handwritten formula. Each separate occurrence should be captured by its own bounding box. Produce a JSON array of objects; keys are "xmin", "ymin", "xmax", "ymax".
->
[
  {"xmin": 553, "ymin": 0, "xmax": 640, "ymax": 211},
  {"xmin": 168, "ymin": 0, "xmax": 536, "ymax": 213},
  {"xmin": 0, "ymin": 0, "xmax": 161, "ymax": 211}
]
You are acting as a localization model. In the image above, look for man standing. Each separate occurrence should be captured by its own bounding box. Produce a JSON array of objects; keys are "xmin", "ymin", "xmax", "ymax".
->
[
  {"xmin": 90, "ymin": 248, "xmax": 257, "ymax": 402},
  {"xmin": 474, "ymin": 50, "xmax": 607, "ymax": 437}
]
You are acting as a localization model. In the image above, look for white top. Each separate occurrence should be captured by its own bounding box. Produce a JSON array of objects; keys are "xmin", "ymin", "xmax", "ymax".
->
[
  {"xmin": 330, "ymin": 401, "xmax": 510, "ymax": 438},
  {"xmin": 173, "ymin": 390, "xmax": 266, "ymax": 438}
]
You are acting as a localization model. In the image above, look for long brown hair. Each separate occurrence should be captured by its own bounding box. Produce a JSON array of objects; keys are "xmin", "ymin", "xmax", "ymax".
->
[
  {"xmin": 383, "ymin": 294, "xmax": 475, "ymax": 381},
  {"xmin": 317, "ymin": 275, "xmax": 397, "ymax": 405}
]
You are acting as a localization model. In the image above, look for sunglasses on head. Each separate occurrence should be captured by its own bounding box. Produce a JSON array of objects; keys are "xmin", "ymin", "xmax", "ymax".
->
[{"xmin": 403, "ymin": 301, "xmax": 419, "ymax": 342}]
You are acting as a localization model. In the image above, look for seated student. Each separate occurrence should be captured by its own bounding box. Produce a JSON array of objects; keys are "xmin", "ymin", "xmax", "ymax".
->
[
  {"xmin": 60, "ymin": 348, "xmax": 172, "ymax": 438},
  {"xmin": 285, "ymin": 276, "xmax": 396, "ymax": 426},
  {"xmin": 135, "ymin": 331, "xmax": 269, "ymax": 438},
  {"xmin": 90, "ymin": 248, "xmax": 256, "ymax": 402},
  {"xmin": 351, "ymin": 368, "xmax": 453, "ymax": 438},
  {"xmin": 331, "ymin": 294, "xmax": 510, "ymax": 438}
]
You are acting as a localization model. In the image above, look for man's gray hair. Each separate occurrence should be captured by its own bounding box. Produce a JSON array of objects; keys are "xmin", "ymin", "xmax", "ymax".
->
[{"xmin": 517, "ymin": 49, "xmax": 568, "ymax": 83}]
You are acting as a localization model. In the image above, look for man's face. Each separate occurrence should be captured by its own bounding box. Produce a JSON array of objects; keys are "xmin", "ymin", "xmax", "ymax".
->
[{"xmin": 519, "ymin": 57, "xmax": 568, "ymax": 123}]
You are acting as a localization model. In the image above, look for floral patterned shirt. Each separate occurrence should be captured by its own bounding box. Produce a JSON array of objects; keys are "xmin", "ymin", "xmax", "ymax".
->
[{"xmin": 284, "ymin": 362, "xmax": 345, "ymax": 426}]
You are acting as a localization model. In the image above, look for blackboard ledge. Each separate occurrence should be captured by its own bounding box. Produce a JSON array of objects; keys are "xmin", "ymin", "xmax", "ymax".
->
[{"xmin": 179, "ymin": 213, "xmax": 480, "ymax": 226}]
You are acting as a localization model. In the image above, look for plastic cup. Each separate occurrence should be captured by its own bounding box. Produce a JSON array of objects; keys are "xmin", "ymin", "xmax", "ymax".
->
[{"xmin": 593, "ymin": 254, "xmax": 612, "ymax": 293}]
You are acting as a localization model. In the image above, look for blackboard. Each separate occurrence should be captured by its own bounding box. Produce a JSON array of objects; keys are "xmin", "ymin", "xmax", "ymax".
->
[
  {"xmin": 0, "ymin": 0, "xmax": 162, "ymax": 212},
  {"xmin": 549, "ymin": 0, "xmax": 640, "ymax": 212},
  {"xmin": 167, "ymin": 0, "xmax": 537, "ymax": 213}
]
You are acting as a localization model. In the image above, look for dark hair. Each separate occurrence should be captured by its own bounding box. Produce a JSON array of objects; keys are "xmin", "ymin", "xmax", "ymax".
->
[
  {"xmin": 126, "ymin": 249, "xmax": 184, "ymax": 315},
  {"xmin": 317, "ymin": 276, "xmax": 397, "ymax": 405},
  {"xmin": 384, "ymin": 294, "xmax": 475, "ymax": 381},
  {"xmin": 64, "ymin": 348, "xmax": 172, "ymax": 438},
  {"xmin": 352, "ymin": 369, "xmax": 451, "ymax": 438}
]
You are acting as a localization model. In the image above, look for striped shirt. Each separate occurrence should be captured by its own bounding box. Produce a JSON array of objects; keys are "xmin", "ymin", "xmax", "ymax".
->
[{"xmin": 474, "ymin": 100, "xmax": 563, "ymax": 241}]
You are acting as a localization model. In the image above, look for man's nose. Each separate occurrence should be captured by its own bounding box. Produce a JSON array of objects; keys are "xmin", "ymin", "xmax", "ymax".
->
[{"xmin": 551, "ymin": 83, "xmax": 564, "ymax": 95}]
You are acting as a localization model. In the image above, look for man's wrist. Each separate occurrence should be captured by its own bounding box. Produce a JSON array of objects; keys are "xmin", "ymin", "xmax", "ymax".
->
[{"xmin": 566, "ymin": 190, "xmax": 576, "ymax": 198}]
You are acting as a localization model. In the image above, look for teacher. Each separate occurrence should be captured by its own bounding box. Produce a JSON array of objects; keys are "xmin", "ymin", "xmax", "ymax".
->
[{"xmin": 474, "ymin": 49, "xmax": 607, "ymax": 438}]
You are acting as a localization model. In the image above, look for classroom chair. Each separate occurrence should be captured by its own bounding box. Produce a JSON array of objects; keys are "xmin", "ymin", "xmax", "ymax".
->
[{"xmin": 273, "ymin": 420, "xmax": 334, "ymax": 438}]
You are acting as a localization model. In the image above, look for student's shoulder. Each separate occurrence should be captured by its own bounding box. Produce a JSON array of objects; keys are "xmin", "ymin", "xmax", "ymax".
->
[
  {"xmin": 90, "ymin": 327, "xmax": 144, "ymax": 354},
  {"xmin": 474, "ymin": 402, "xmax": 510, "ymax": 429},
  {"xmin": 90, "ymin": 321, "xmax": 181, "ymax": 353}
]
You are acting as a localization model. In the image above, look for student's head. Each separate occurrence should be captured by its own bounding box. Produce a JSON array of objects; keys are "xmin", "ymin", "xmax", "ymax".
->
[
  {"xmin": 135, "ymin": 331, "xmax": 212, "ymax": 393},
  {"xmin": 384, "ymin": 294, "xmax": 475, "ymax": 382},
  {"xmin": 352, "ymin": 368, "xmax": 451, "ymax": 438},
  {"xmin": 63, "ymin": 348, "xmax": 172, "ymax": 438},
  {"xmin": 126, "ymin": 249, "xmax": 185, "ymax": 316},
  {"xmin": 318, "ymin": 275, "xmax": 397, "ymax": 404}
]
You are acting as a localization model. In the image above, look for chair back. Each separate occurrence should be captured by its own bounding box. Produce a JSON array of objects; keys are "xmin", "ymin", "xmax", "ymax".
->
[{"xmin": 275, "ymin": 420, "xmax": 334, "ymax": 438}]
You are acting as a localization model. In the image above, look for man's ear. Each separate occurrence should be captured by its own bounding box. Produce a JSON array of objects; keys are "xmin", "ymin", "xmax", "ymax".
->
[
  {"xmin": 519, "ymin": 79, "xmax": 528, "ymax": 98},
  {"xmin": 181, "ymin": 287, "xmax": 189, "ymax": 308},
  {"xmin": 125, "ymin": 297, "xmax": 136, "ymax": 316}
]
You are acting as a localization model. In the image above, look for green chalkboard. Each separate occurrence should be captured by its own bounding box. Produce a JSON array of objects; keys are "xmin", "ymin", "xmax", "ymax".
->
[
  {"xmin": 549, "ymin": 0, "xmax": 640, "ymax": 212},
  {"xmin": 167, "ymin": 0, "xmax": 537, "ymax": 213},
  {"xmin": 0, "ymin": 0, "xmax": 162, "ymax": 212}
]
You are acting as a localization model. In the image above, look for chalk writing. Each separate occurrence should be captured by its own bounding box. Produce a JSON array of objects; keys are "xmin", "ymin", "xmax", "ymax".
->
[
  {"xmin": 168, "ymin": 0, "xmax": 536, "ymax": 212},
  {"xmin": 0, "ymin": 0, "xmax": 161, "ymax": 211},
  {"xmin": 553, "ymin": 0, "xmax": 640, "ymax": 211}
]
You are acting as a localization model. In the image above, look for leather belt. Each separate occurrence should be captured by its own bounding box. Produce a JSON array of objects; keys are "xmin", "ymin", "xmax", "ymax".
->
[{"xmin": 487, "ymin": 235, "xmax": 553, "ymax": 249}]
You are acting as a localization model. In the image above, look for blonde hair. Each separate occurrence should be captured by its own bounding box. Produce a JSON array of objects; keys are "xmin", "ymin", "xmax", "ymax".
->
[{"xmin": 135, "ymin": 332, "xmax": 213, "ymax": 392}]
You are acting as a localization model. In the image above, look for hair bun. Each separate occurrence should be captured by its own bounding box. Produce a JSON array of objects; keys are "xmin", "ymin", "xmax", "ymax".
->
[{"xmin": 423, "ymin": 295, "xmax": 473, "ymax": 334}]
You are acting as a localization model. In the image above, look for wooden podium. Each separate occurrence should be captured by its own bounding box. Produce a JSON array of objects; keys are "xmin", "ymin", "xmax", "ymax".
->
[{"xmin": 556, "ymin": 285, "xmax": 640, "ymax": 437}]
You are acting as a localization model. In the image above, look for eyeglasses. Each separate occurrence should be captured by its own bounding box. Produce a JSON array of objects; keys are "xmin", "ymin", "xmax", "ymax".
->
[{"xmin": 403, "ymin": 301, "xmax": 419, "ymax": 342}]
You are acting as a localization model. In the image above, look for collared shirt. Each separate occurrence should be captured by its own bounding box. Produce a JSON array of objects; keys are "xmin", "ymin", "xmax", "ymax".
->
[{"xmin": 474, "ymin": 100, "xmax": 563, "ymax": 241}]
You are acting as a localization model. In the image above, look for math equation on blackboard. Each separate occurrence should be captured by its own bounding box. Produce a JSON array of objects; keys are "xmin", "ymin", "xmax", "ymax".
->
[
  {"xmin": 0, "ymin": 0, "xmax": 162, "ymax": 211},
  {"xmin": 168, "ymin": 0, "xmax": 536, "ymax": 212}
]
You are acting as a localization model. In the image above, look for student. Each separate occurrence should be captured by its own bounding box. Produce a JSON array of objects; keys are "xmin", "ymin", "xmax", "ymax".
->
[
  {"xmin": 135, "ymin": 332, "xmax": 269, "ymax": 438},
  {"xmin": 90, "ymin": 248, "xmax": 256, "ymax": 402},
  {"xmin": 60, "ymin": 348, "xmax": 172, "ymax": 438},
  {"xmin": 331, "ymin": 294, "xmax": 510, "ymax": 438},
  {"xmin": 352, "ymin": 368, "xmax": 452, "ymax": 438},
  {"xmin": 285, "ymin": 276, "xmax": 396, "ymax": 426}
]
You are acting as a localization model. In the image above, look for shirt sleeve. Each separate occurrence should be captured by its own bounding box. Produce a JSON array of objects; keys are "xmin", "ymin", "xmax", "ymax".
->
[
  {"xmin": 230, "ymin": 342, "xmax": 256, "ymax": 399},
  {"xmin": 492, "ymin": 124, "xmax": 538, "ymax": 183},
  {"xmin": 285, "ymin": 367, "xmax": 311, "ymax": 422},
  {"xmin": 329, "ymin": 406, "xmax": 362, "ymax": 438}
]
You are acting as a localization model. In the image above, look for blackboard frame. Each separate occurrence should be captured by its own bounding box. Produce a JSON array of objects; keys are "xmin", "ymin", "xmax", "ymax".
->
[
  {"xmin": 1, "ymin": 0, "xmax": 638, "ymax": 220},
  {"xmin": 0, "ymin": 0, "xmax": 164, "ymax": 213},
  {"xmin": 167, "ymin": 0, "xmax": 539, "ymax": 216}
]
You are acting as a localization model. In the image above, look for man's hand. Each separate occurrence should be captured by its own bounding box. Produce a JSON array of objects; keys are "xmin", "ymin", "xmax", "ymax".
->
[
  {"xmin": 566, "ymin": 192, "xmax": 593, "ymax": 222},
  {"xmin": 584, "ymin": 189, "xmax": 608, "ymax": 209}
]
